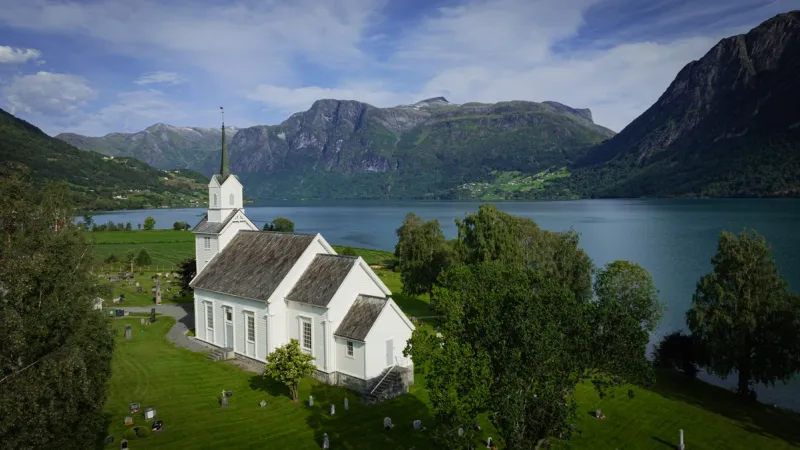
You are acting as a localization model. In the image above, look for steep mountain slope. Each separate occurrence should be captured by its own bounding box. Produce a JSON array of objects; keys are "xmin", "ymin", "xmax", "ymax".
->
[
  {"xmin": 0, "ymin": 109, "xmax": 208, "ymax": 210},
  {"xmin": 57, "ymin": 123, "xmax": 238, "ymax": 170},
  {"xmin": 61, "ymin": 98, "xmax": 614, "ymax": 199},
  {"xmin": 559, "ymin": 11, "xmax": 800, "ymax": 198}
]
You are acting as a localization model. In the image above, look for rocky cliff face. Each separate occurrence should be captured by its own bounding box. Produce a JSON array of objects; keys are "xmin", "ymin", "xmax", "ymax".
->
[
  {"xmin": 567, "ymin": 11, "xmax": 800, "ymax": 198},
  {"xmin": 57, "ymin": 123, "xmax": 238, "ymax": 170}
]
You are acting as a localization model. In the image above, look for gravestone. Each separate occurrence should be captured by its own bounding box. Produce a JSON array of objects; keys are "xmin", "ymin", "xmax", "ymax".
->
[
  {"xmin": 124, "ymin": 325, "xmax": 132, "ymax": 340},
  {"xmin": 259, "ymin": 400, "xmax": 267, "ymax": 408},
  {"xmin": 308, "ymin": 395, "xmax": 313, "ymax": 406},
  {"xmin": 221, "ymin": 396, "xmax": 229, "ymax": 408},
  {"xmin": 458, "ymin": 428, "xmax": 464, "ymax": 437},
  {"xmin": 123, "ymin": 416, "xmax": 133, "ymax": 426},
  {"xmin": 152, "ymin": 420, "xmax": 163, "ymax": 432},
  {"xmin": 105, "ymin": 435, "xmax": 114, "ymax": 445},
  {"xmin": 120, "ymin": 438, "xmax": 128, "ymax": 450},
  {"xmin": 322, "ymin": 433, "xmax": 330, "ymax": 449},
  {"xmin": 140, "ymin": 318, "xmax": 146, "ymax": 325},
  {"xmin": 330, "ymin": 404, "xmax": 335, "ymax": 416},
  {"xmin": 129, "ymin": 403, "xmax": 141, "ymax": 414},
  {"xmin": 155, "ymin": 279, "xmax": 162, "ymax": 305},
  {"xmin": 474, "ymin": 421, "xmax": 481, "ymax": 431},
  {"xmin": 344, "ymin": 397, "xmax": 349, "ymax": 411},
  {"xmin": 678, "ymin": 429, "xmax": 685, "ymax": 450},
  {"xmin": 144, "ymin": 408, "xmax": 156, "ymax": 420},
  {"xmin": 151, "ymin": 308, "xmax": 156, "ymax": 323},
  {"xmin": 383, "ymin": 417, "xmax": 393, "ymax": 429},
  {"xmin": 486, "ymin": 437, "xmax": 493, "ymax": 448},
  {"xmin": 413, "ymin": 420, "xmax": 422, "ymax": 430},
  {"xmin": 595, "ymin": 408, "xmax": 601, "ymax": 418}
]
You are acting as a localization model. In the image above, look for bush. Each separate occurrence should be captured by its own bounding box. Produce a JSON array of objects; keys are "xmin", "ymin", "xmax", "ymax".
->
[{"xmin": 340, "ymin": 246, "xmax": 358, "ymax": 256}]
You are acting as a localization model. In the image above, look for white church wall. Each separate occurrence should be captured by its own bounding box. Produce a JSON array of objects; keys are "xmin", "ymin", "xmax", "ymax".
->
[
  {"xmin": 285, "ymin": 301, "xmax": 328, "ymax": 371},
  {"xmin": 195, "ymin": 235, "xmax": 218, "ymax": 273},
  {"xmin": 218, "ymin": 213, "xmax": 255, "ymax": 252},
  {"xmin": 194, "ymin": 289, "xmax": 268, "ymax": 360},
  {"xmin": 334, "ymin": 336, "xmax": 365, "ymax": 379},
  {"xmin": 363, "ymin": 300, "xmax": 415, "ymax": 379},
  {"xmin": 326, "ymin": 261, "xmax": 388, "ymax": 325},
  {"xmin": 219, "ymin": 177, "xmax": 244, "ymax": 209}
]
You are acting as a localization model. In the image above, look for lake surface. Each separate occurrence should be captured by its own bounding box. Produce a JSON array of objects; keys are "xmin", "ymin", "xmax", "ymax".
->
[{"xmin": 94, "ymin": 199, "xmax": 800, "ymax": 409}]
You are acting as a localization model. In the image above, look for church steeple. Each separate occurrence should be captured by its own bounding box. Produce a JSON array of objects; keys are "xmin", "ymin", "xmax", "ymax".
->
[{"xmin": 220, "ymin": 106, "xmax": 230, "ymax": 180}]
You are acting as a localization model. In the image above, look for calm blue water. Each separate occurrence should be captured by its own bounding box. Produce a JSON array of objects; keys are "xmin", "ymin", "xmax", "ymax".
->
[{"xmin": 92, "ymin": 199, "xmax": 800, "ymax": 408}]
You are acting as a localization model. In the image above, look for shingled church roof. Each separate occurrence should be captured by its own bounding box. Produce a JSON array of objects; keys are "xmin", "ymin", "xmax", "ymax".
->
[
  {"xmin": 334, "ymin": 295, "xmax": 389, "ymax": 341},
  {"xmin": 190, "ymin": 231, "xmax": 316, "ymax": 301},
  {"xmin": 286, "ymin": 254, "xmax": 359, "ymax": 307},
  {"xmin": 192, "ymin": 208, "xmax": 240, "ymax": 234}
]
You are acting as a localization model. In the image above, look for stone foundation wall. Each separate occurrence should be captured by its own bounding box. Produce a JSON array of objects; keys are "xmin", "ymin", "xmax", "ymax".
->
[
  {"xmin": 337, "ymin": 371, "xmax": 368, "ymax": 393},
  {"xmin": 312, "ymin": 370, "xmax": 337, "ymax": 385}
]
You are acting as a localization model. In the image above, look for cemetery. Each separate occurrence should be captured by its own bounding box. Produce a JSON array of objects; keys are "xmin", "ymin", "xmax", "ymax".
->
[
  {"xmin": 95, "ymin": 269, "xmax": 190, "ymax": 307},
  {"xmin": 102, "ymin": 314, "xmax": 800, "ymax": 449}
]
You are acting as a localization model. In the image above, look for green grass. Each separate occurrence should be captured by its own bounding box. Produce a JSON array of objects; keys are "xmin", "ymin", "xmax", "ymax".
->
[
  {"xmin": 87, "ymin": 230, "xmax": 194, "ymax": 268},
  {"xmin": 104, "ymin": 317, "xmax": 800, "ymax": 449}
]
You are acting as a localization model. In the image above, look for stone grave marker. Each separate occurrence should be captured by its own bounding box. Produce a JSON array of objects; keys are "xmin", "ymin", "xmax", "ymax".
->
[
  {"xmin": 151, "ymin": 308, "xmax": 156, "ymax": 323},
  {"xmin": 123, "ymin": 416, "xmax": 133, "ymax": 426},
  {"xmin": 330, "ymin": 404, "xmax": 335, "ymax": 416},
  {"xmin": 308, "ymin": 395, "xmax": 313, "ymax": 406},
  {"xmin": 129, "ymin": 403, "xmax": 141, "ymax": 414},
  {"xmin": 144, "ymin": 408, "xmax": 156, "ymax": 420},
  {"xmin": 259, "ymin": 400, "xmax": 267, "ymax": 408},
  {"xmin": 458, "ymin": 427, "xmax": 464, "ymax": 437},
  {"xmin": 384, "ymin": 417, "xmax": 394, "ymax": 430},
  {"xmin": 105, "ymin": 435, "xmax": 114, "ymax": 445},
  {"xmin": 413, "ymin": 420, "xmax": 422, "ymax": 430},
  {"xmin": 486, "ymin": 437, "xmax": 493, "ymax": 448},
  {"xmin": 221, "ymin": 396, "xmax": 229, "ymax": 408},
  {"xmin": 124, "ymin": 325, "xmax": 132, "ymax": 340},
  {"xmin": 344, "ymin": 397, "xmax": 349, "ymax": 411},
  {"xmin": 322, "ymin": 433, "xmax": 330, "ymax": 449},
  {"xmin": 678, "ymin": 429, "xmax": 685, "ymax": 450}
]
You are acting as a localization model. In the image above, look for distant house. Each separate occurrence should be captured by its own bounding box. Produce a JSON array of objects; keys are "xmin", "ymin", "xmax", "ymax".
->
[{"xmin": 189, "ymin": 121, "xmax": 414, "ymax": 400}]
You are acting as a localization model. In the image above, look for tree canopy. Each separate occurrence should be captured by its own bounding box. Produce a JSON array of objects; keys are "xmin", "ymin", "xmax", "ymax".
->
[
  {"xmin": 143, "ymin": 216, "xmax": 156, "ymax": 230},
  {"xmin": 134, "ymin": 248, "xmax": 152, "ymax": 266},
  {"xmin": 687, "ymin": 229, "xmax": 800, "ymax": 398},
  {"xmin": 264, "ymin": 217, "xmax": 295, "ymax": 233},
  {"xmin": 0, "ymin": 174, "xmax": 115, "ymax": 449},
  {"xmin": 177, "ymin": 257, "xmax": 196, "ymax": 295},
  {"xmin": 405, "ymin": 205, "xmax": 662, "ymax": 448},
  {"xmin": 395, "ymin": 212, "xmax": 453, "ymax": 304}
]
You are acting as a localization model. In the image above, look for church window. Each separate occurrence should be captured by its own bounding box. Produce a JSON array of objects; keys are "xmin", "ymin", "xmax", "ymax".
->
[
  {"xmin": 213, "ymin": 194, "xmax": 218, "ymax": 206},
  {"xmin": 246, "ymin": 313, "xmax": 255, "ymax": 342},
  {"xmin": 346, "ymin": 341, "xmax": 354, "ymax": 357},
  {"xmin": 204, "ymin": 237, "xmax": 211, "ymax": 250},
  {"xmin": 206, "ymin": 303, "xmax": 213, "ymax": 330},
  {"xmin": 229, "ymin": 193, "xmax": 234, "ymax": 205},
  {"xmin": 301, "ymin": 319, "xmax": 312, "ymax": 351}
]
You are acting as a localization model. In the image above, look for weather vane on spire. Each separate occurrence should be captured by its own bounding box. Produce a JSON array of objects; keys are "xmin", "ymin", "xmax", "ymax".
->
[{"xmin": 220, "ymin": 106, "xmax": 224, "ymax": 126}]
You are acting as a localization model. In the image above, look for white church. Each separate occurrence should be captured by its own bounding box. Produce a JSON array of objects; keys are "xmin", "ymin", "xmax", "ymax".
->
[{"xmin": 189, "ymin": 121, "xmax": 414, "ymax": 400}]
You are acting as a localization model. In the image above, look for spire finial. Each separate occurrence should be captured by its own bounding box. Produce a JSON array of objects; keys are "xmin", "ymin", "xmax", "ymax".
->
[{"xmin": 219, "ymin": 106, "xmax": 230, "ymax": 180}]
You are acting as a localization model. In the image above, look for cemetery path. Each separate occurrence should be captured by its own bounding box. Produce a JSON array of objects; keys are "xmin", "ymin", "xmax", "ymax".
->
[{"xmin": 114, "ymin": 304, "xmax": 211, "ymax": 353}]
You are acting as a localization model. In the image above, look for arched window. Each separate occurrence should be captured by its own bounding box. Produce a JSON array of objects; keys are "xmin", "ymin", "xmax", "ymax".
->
[
  {"xmin": 213, "ymin": 194, "xmax": 217, "ymax": 206},
  {"xmin": 229, "ymin": 193, "xmax": 235, "ymax": 205}
]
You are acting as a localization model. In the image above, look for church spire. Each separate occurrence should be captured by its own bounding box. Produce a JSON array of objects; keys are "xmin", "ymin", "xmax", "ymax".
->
[{"xmin": 220, "ymin": 106, "xmax": 230, "ymax": 180}]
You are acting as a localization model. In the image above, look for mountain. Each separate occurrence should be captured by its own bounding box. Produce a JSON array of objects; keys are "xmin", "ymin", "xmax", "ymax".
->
[
  {"xmin": 556, "ymin": 11, "xmax": 800, "ymax": 198},
  {"xmin": 57, "ymin": 123, "xmax": 238, "ymax": 170},
  {"xmin": 61, "ymin": 98, "xmax": 614, "ymax": 199},
  {"xmin": 0, "ymin": 109, "xmax": 208, "ymax": 211}
]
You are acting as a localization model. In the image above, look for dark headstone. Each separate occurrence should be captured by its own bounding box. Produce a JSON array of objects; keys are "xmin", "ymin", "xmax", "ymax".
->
[
  {"xmin": 129, "ymin": 403, "xmax": 140, "ymax": 414},
  {"xmin": 150, "ymin": 308, "xmax": 156, "ymax": 323},
  {"xmin": 221, "ymin": 396, "xmax": 229, "ymax": 408},
  {"xmin": 224, "ymin": 390, "xmax": 233, "ymax": 398},
  {"xmin": 105, "ymin": 435, "xmax": 114, "ymax": 445},
  {"xmin": 124, "ymin": 325, "xmax": 132, "ymax": 340},
  {"xmin": 120, "ymin": 438, "xmax": 128, "ymax": 450},
  {"xmin": 152, "ymin": 420, "xmax": 163, "ymax": 432}
]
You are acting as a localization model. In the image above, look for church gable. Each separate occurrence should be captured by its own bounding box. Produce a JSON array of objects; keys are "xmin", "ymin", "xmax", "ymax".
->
[
  {"xmin": 192, "ymin": 208, "xmax": 240, "ymax": 234},
  {"xmin": 285, "ymin": 254, "xmax": 359, "ymax": 307},
  {"xmin": 190, "ymin": 231, "xmax": 316, "ymax": 301},
  {"xmin": 334, "ymin": 295, "xmax": 388, "ymax": 341}
]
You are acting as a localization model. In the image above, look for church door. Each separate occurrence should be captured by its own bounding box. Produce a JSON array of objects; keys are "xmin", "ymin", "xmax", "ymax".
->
[{"xmin": 224, "ymin": 306, "xmax": 234, "ymax": 349}]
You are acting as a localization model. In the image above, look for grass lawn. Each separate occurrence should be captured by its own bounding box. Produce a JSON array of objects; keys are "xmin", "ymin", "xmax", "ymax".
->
[
  {"xmin": 87, "ymin": 230, "xmax": 195, "ymax": 269},
  {"xmin": 104, "ymin": 317, "xmax": 800, "ymax": 449}
]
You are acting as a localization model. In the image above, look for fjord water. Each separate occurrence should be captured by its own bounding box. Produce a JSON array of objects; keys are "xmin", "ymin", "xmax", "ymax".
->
[{"xmin": 94, "ymin": 199, "xmax": 800, "ymax": 408}]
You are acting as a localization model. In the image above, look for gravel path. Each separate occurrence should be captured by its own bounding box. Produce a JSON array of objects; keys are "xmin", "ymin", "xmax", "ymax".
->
[{"xmin": 108, "ymin": 303, "xmax": 212, "ymax": 353}]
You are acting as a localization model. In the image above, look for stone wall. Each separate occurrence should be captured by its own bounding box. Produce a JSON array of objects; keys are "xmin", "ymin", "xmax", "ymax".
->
[
  {"xmin": 337, "ymin": 371, "xmax": 368, "ymax": 393},
  {"xmin": 312, "ymin": 370, "xmax": 337, "ymax": 385}
]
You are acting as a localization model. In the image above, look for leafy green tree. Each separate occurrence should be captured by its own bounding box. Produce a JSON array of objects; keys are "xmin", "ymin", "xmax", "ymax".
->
[
  {"xmin": 134, "ymin": 248, "xmax": 152, "ymax": 267},
  {"xmin": 687, "ymin": 229, "xmax": 800, "ymax": 399},
  {"xmin": 124, "ymin": 222, "xmax": 132, "ymax": 231},
  {"xmin": 339, "ymin": 246, "xmax": 358, "ymax": 256},
  {"xmin": 106, "ymin": 220, "xmax": 117, "ymax": 231},
  {"xmin": 104, "ymin": 254, "xmax": 119, "ymax": 264},
  {"xmin": 395, "ymin": 213, "xmax": 452, "ymax": 306},
  {"xmin": 264, "ymin": 217, "xmax": 295, "ymax": 232},
  {"xmin": 263, "ymin": 339, "xmax": 316, "ymax": 402},
  {"xmin": 0, "ymin": 174, "xmax": 115, "ymax": 449},
  {"xmin": 82, "ymin": 214, "xmax": 93, "ymax": 229},
  {"xmin": 143, "ymin": 216, "xmax": 156, "ymax": 230},
  {"xmin": 407, "ymin": 207, "xmax": 662, "ymax": 448},
  {"xmin": 177, "ymin": 257, "xmax": 197, "ymax": 294},
  {"xmin": 653, "ymin": 331, "xmax": 698, "ymax": 379}
]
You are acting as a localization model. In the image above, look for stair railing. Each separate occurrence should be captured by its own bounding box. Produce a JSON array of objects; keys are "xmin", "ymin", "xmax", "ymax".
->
[{"xmin": 370, "ymin": 364, "xmax": 396, "ymax": 395}]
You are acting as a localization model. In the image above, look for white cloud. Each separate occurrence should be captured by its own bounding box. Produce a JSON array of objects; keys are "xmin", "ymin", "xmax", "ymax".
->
[
  {"xmin": 246, "ymin": 83, "xmax": 418, "ymax": 115},
  {"xmin": 134, "ymin": 71, "xmax": 186, "ymax": 85},
  {"xmin": 70, "ymin": 89, "xmax": 193, "ymax": 136},
  {"xmin": 3, "ymin": 71, "xmax": 96, "ymax": 117},
  {"xmin": 0, "ymin": 46, "xmax": 41, "ymax": 64}
]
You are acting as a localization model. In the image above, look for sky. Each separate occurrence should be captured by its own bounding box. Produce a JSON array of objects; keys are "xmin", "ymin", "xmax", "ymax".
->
[{"xmin": 0, "ymin": 0, "xmax": 795, "ymax": 136}]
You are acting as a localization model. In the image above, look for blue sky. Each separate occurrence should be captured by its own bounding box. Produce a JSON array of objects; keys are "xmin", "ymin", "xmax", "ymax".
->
[{"xmin": 0, "ymin": 0, "xmax": 794, "ymax": 136}]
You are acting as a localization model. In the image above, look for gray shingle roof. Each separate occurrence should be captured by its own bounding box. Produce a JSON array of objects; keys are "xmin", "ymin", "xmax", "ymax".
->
[
  {"xmin": 286, "ymin": 254, "xmax": 358, "ymax": 307},
  {"xmin": 192, "ymin": 209, "xmax": 240, "ymax": 234},
  {"xmin": 190, "ymin": 231, "xmax": 316, "ymax": 301},
  {"xmin": 335, "ymin": 295, "xmax": 388, "ymax": 341}
]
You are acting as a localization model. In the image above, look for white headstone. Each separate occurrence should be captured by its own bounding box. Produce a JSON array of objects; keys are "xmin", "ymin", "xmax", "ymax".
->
[
  {"xmin": 413, "ymin": 420, "xmax": 422, "ymax": 430},
  {"xmin": 344, "ymin": 398, "xmax": 349, "ymax": 410},
  {"xmin": 679, "ymin": 429, "xmax": 685, "ymax": 450},
  {"xmin": 323, "ymin": 433, "xmax": 330, "ymax": 449},
  {"xmin": 486, "ymin": 437, "xmax": 493, "ymax": 448},
  {"xmin": 309, "ymin": 395, "xmax": 313, "ymax": 406},
  {"xmin": 384, "ymin": 417, "xmax": 393, "ymax": 429},
  {"xmin": 330, "ymin": 404, "xmax": 335, "ymax": 416},
  {"xmin": 458, "ymin": 428, "xmax": 464, "ymax": 437}
]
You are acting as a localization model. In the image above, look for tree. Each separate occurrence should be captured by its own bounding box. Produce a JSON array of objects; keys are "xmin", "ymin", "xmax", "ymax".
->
[
  {"xmin": 395, "ymin": 213, "xmax": 452, "ymax": 305},
  {"xmin": 653, "ymin": 331, "xmax": 698, "ymax": 379},
  {"xmin": 134, "ymin": 248, "xmax": 152, "ymax": 266},
  {"xmin": 104, "ymin": 253, "xmax": 119, "ymax": 264},
  {"xmin": 264, "ymin": 217, "xmax": 295, "ymax": 232},
  {"xmin": 82, "ymin": 214, "xmax": 93, "ymax": 229},
  {"xmin": 177, "ymin": 257, "xmax": 196, "ymax": 294},
  {"xmin": 263, "ymin": 339, "xmax": 316, "ymax": 402},
  {"xmin": 339, "ymin": 246, "xmax": 358, "ymax": 256},
  {"xmin": 106, "ymin": 220, "xmax": 117, "ymax": 231},
  {"xmin": 0, "ymin": 174, "xmax": 115, "ymax": 449},
  {"xmin": 407, "ymin": 206, "xmax": 662, "ymax": 448},
  {"xmin": 125, "ymin": 222, "xmax": 132, "ymax": 231},
  {"xmin": 687, "ymin": 229, "xmax": 800, "ymax": 399},
  {"xmin": 143, "ymin": 216, "xmax": 156, "ymax": 230}
]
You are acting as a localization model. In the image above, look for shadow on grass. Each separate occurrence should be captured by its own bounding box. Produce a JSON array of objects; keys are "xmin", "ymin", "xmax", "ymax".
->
[
  {"xmin": 248, "ymin": 374, "xmax": 291, "ymax": 400},
  {"xmin": 648, "ymin": 369, "xmax": 800, "ymax": 447},
  {"xmin": 392, "ymin": 292, "xmax": 432, "ymax": 318},
  {"xmin": 94, "ymin": 413, "xmax": 113, "ymax": 450},
  {"xmin": 651, "ymin": 436, "xmax": 676, "ymax": 448},
  {"xmin": 305, "ymin": 384, "xmax": 435, "ymax": 449}
]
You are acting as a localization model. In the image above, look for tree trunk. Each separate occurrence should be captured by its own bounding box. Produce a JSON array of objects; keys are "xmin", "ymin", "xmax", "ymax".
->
[
  {"xmin": 737, "ymin": 364, "xmax": 750, "ymax": 397},
  {"xmin": 290, "ymin": 384, "xmax": 298, "ymax": 402}
]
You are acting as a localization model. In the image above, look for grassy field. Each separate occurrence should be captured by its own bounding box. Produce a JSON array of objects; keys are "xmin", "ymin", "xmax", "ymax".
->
[{"xmin": 104, "ymin": 317, "xmax": 800, "ymax": 449}]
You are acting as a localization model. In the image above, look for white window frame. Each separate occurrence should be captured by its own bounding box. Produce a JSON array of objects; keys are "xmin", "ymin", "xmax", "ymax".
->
[
  {"xmin": 346, "ymin": 340, "xmax": 354, "ymax": 358},
  {"xmin": 245, "ymin": 311, "xmax": 255, "ymax": 343},
  {"xmin": 298, "ymin": 316, "xmax": 313, "ymax": 354},
  {"xmin": 205, "ymin": 302, "xmax": 214, "ymax": 335},
  {"xmin": 203, "ymin": 236, "xmax": 211, "ymax": 250},
  {"xmin": 213, "ymin": 193, "xmax": 218, "ymax": 206},
  {"xmin": 229, "ymin": 193, "xmax": 235, "ymax": 205}
]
